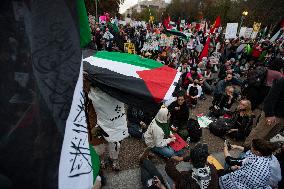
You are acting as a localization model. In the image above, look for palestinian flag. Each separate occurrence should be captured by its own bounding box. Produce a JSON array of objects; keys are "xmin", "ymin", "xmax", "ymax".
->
[
  {"xmin": 1, "ymin": 1, "xmax": 99, "ymax": 189},
  {"xmin": 84, "ymin": 51, "xmax": 181, "ymax": 111},
  {"xmin": 164, "ymin": 29, "xmax": 187, "ymax": 39},
  {"xmin": 77, "ymin": 0, "xmax": 92, "ymax": 47}
]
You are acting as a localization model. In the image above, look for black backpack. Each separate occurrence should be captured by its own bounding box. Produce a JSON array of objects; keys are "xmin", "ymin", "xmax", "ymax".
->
[
  {"xmin": 187, "ymin": 118, "xmax": 202, "ymax": 142},
  {"xmin": 209, "ymin": 118, "xmax": 233, "ymax": 138},
  {"xmin": 246, "ymin": 66, "xmax": 267, "ymax": 87}
]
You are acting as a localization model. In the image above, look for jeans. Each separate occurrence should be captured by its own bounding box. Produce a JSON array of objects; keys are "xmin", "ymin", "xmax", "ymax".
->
[{"xmin": 151, "ymin": 146, "xmax": 184, "ymax": 158}]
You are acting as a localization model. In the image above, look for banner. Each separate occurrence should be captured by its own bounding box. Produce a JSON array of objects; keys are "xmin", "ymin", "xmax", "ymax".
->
[
  {"xmin": 88, "ymin": 87, "xmax": 129, "ymax": 142},
  {"xmin": 225, "ymin": 23, "xmax": 238, "ymax": 39}
]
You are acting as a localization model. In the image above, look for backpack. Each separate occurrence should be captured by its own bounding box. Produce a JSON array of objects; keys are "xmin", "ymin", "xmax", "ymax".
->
[
  {"xmin": 246, "ymin": 66, "xmax": 267, "ymax": 87},
  {"xmin": 209, "ymin": 118, "xmax": 233, "ymax": 138},
  {"xmin": 187, "ymin": 119, "xmax": 202, "ymax": 142},
  {"xmin": 188, "ymin": 86, "xmax": 198, "ymax": 96}
]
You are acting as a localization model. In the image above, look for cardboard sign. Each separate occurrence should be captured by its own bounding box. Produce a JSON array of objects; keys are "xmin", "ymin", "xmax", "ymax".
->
[
  {"xmin": 244, "ymin": 28, "xmax": 253, "ymax": 39},
  {"xmin": 124, "ymin": 42, "xmax": 136, "ymax": 54},
  {"xmin": 239, "ymin": 27, "xmax": 247, "ymax": 37},
  {"xmin": 253, "ymin": 22, "xmax": 261, "ymax": 32},
  {"xmin": 169, "ymin": 133, "xmax": 187, "ymax": 151},
  {"xmin": 225, "ymin": 23, "xmax": 238, "ymax": 39}
]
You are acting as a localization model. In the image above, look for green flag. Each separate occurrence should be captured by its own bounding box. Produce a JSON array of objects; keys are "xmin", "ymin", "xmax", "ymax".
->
[{"xmin": 77, "ymin": 0, "xmax": 92, "ymax": 47}]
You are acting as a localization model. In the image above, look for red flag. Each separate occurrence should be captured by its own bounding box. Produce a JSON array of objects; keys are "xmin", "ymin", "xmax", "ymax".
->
[
  {"xmin": 163, "ymin": 16, "xmax": 171, "ymax": 29},
  {"xmin": 210, "ymin": 16, "xmax": 221, "ymax": 33},
  {"xmin": 199, "ymin": 37, "xmax": 211, "ymax": 61}
]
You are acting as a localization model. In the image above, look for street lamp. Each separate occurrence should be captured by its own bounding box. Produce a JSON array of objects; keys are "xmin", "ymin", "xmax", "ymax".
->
[{"xmin": 238, "ymin": 11, "xmax": 248, "ymax": 35}]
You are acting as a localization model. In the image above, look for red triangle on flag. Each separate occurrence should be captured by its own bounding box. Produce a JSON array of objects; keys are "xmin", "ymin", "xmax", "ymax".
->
[{"xmin": 137, "ymin": 66, "xmax": 177, "ymax": 103}]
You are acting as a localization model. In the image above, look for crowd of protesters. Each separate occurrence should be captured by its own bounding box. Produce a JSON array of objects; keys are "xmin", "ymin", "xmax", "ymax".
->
[{"xmin": 89, "ymin": 14, "xmax": 284, "ymax": 189}]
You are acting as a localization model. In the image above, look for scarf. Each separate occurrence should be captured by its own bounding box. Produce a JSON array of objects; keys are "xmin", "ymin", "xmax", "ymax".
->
[
  {"xmin": 192, "ymin": 166, "xmax": 211, "ymax": 189},
  {"xmin": 219, "ymin": 151, "xmax": 271, "ymax": 189},
  {"xmin": 155, "ymin": 119, "xmax": 170, "ymax": 138}
]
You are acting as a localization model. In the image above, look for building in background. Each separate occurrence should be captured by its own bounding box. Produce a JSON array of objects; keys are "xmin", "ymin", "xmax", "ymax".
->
[{"xmin": 124, "ymin": 0, "xmax": 168, "ymax": 17}]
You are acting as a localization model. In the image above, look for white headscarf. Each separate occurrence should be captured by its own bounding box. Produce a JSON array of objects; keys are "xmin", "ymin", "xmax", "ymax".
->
[{"xmin": 155, "ymin": 106, "xmax": 169, "ymax": 123}]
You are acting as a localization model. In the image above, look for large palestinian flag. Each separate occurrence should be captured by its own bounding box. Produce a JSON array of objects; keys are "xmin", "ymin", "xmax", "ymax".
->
[
  {"xmin": 1, "ymin": 0, "xmax": 99, "ymax": 189},
  {"xmin": 84, "ymin": 51, "xmax": 181, "ymax": 111}
]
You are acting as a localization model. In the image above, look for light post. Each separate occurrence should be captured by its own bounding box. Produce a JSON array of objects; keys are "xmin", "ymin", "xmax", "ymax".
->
[{"xmin": 238, "ymin": 11, "xmax": 248, "ymax": 35}]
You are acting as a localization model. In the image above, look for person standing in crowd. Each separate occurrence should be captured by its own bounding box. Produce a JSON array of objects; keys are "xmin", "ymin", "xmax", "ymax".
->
[
  {"xmin": 103, "ymin": 28, "xmax": 114, "ymax": 51},
  {"xmin": 244, "ymin": 78, "xmax": 284, "ymax": 147},
  {"xmin": 94, "ymin": 28, "xmax": 102, "ymax": 51}
]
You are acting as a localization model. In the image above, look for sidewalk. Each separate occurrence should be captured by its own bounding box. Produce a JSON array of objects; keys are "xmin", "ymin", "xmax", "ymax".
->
[{"xmin": 101, "ymin": 150, "xmax": 241, "ymax": 189}]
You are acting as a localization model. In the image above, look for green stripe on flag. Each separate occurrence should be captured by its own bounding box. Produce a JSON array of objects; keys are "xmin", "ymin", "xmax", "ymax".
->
[
  {"xmin": 90, "ymin": 145, "xmax": 100, "ymax": 183},
  {"xmin": 76, "ymin": 0, "xmax": 92, "ymax": 47},
  {"xmin": 94, "ymin": 51, "xmax": 163, "ymax": 69}
]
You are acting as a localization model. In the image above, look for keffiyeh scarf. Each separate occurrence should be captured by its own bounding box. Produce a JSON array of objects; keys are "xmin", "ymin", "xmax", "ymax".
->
[
  {"xmin": 219, "ymin": 151, "xmax": 272, "ymax": 189},
  {"xmin": 192, "ymin": 166, "xmax": 211, "ymax": 189}
]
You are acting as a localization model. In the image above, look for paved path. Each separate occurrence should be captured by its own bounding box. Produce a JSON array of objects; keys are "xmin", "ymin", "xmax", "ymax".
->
[{"xmin": 101, "ymin": 150, "xmax": 241, "ymax": 189}]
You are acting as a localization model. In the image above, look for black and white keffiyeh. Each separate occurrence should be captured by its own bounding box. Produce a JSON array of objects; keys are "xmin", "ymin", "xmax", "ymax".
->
[
  {"xmin": 219, "ymin": 151, "xmax": 272, "ymax": 189},
  {"xmin": 192, "ymin": 166, "xmax": 211, "ymax": 189}
]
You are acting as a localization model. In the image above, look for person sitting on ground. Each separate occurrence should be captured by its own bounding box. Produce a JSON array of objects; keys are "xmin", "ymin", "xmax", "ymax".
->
[
  {"xmin": 218, "ymin": 60, "xmax": 232, "ymax": 80},
  {"xmin": 127, "ymin": 106, "xmax": 155, "ymax": 139},
  {"xmin": 213, "ymin": 74, "xmax": 234, "ymax": 99},
  {"xmin": 177, "ymin": 61, "xmax": 190, "ymax": 74},
  {"xmin": 209, "ymin": 86, "xmax": 237, "ymax": 118},
  {"xmin": 165, "ymin": 143, "xmax": 219, "ymax": 189},
  {"xmin": 219, "ymin": 139, "xmax": 279, "ymax": 189},
  {"xmin": 182, "ymin": 67, "xmax": 203, "ymax": 90},
  {"xmin": 226, "ymin": 100, "xmax": 254, "ymax": 141},
  {"xmin": 199, "ymin": 78, "xmax": 212, "ymax": 99},
  {"xmin": 168, "ymin": 92, "xmax": 189, "ymax": 140},
  {"xmin": 139, "ymin": 148, "xmax": 168, "ymax": 189},
  {"xmin": 204, "ymin": 67, "xmax": 213, "ymax": 85},
  {"xmin": 187, "ymin": 79, "xmax": 202, "ymax": 108},
  {"xmin": 144, "ymin": 106, "xmax": 184, "ymax": 158}
]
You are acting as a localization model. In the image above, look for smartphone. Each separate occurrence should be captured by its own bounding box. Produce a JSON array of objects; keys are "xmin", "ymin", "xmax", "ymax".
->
[{"xmin": 225, "ymin": 140, "xmax": 232, "ymax": 150}]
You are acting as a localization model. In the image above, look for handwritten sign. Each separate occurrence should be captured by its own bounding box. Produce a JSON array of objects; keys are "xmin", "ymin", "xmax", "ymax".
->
[
  {"xmin": 244, "ymin": 28, "xmax": 253, "ymax": 39},
  {"xmin": 225, "ymin": 23, "xmax": 238, "ymax": 39},
  {"xmin": 124, "ymin": 42, "xmax": 136, "ymax": 54}
]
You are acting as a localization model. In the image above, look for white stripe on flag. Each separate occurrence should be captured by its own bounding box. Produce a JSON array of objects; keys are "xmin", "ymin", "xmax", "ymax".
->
[
  {"xmin": 163, "ymin": 71, "xmax": 181, "ymax": 102},
  {"xmin": 59, "ymin": 61, "xmax": 94, "ymax": 189},
  {"xmin": 83, "ymin": 56, "xmax": 149, "ymax": 78}
]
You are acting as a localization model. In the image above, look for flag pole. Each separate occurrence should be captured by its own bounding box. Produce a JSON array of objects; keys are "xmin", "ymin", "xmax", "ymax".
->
[{"xmin": 95, "ymin": 0, "xmax": 98, "ymax": 22}]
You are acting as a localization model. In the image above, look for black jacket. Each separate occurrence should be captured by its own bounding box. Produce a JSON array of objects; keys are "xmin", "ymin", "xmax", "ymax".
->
[
  {"xmin": 231, "ymin": 112, "xmax": 254, "ymax": 137},
  {"xmin": 168, "ymin": 101, "xmax": 189, "ymax": 128},
  {"xmin": 127, "ymin": 106, "xmax": 154, "ymax": 126},
  {"xmin": 263, "ymin": 78, "xmax": 284, "ymax": 117}
]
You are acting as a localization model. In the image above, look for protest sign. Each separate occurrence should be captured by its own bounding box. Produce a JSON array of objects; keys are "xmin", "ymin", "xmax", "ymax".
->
[
  {"xmin": 225, "ymin": 23, "xmax": 238, "ymax": 39},
  {"xmin": 239, "ymin": 27, "xmax": 247, "ymax": 37},
  {"xmin": 244, "ymin": 28, "xmax": 253, "ymax": 38}
]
